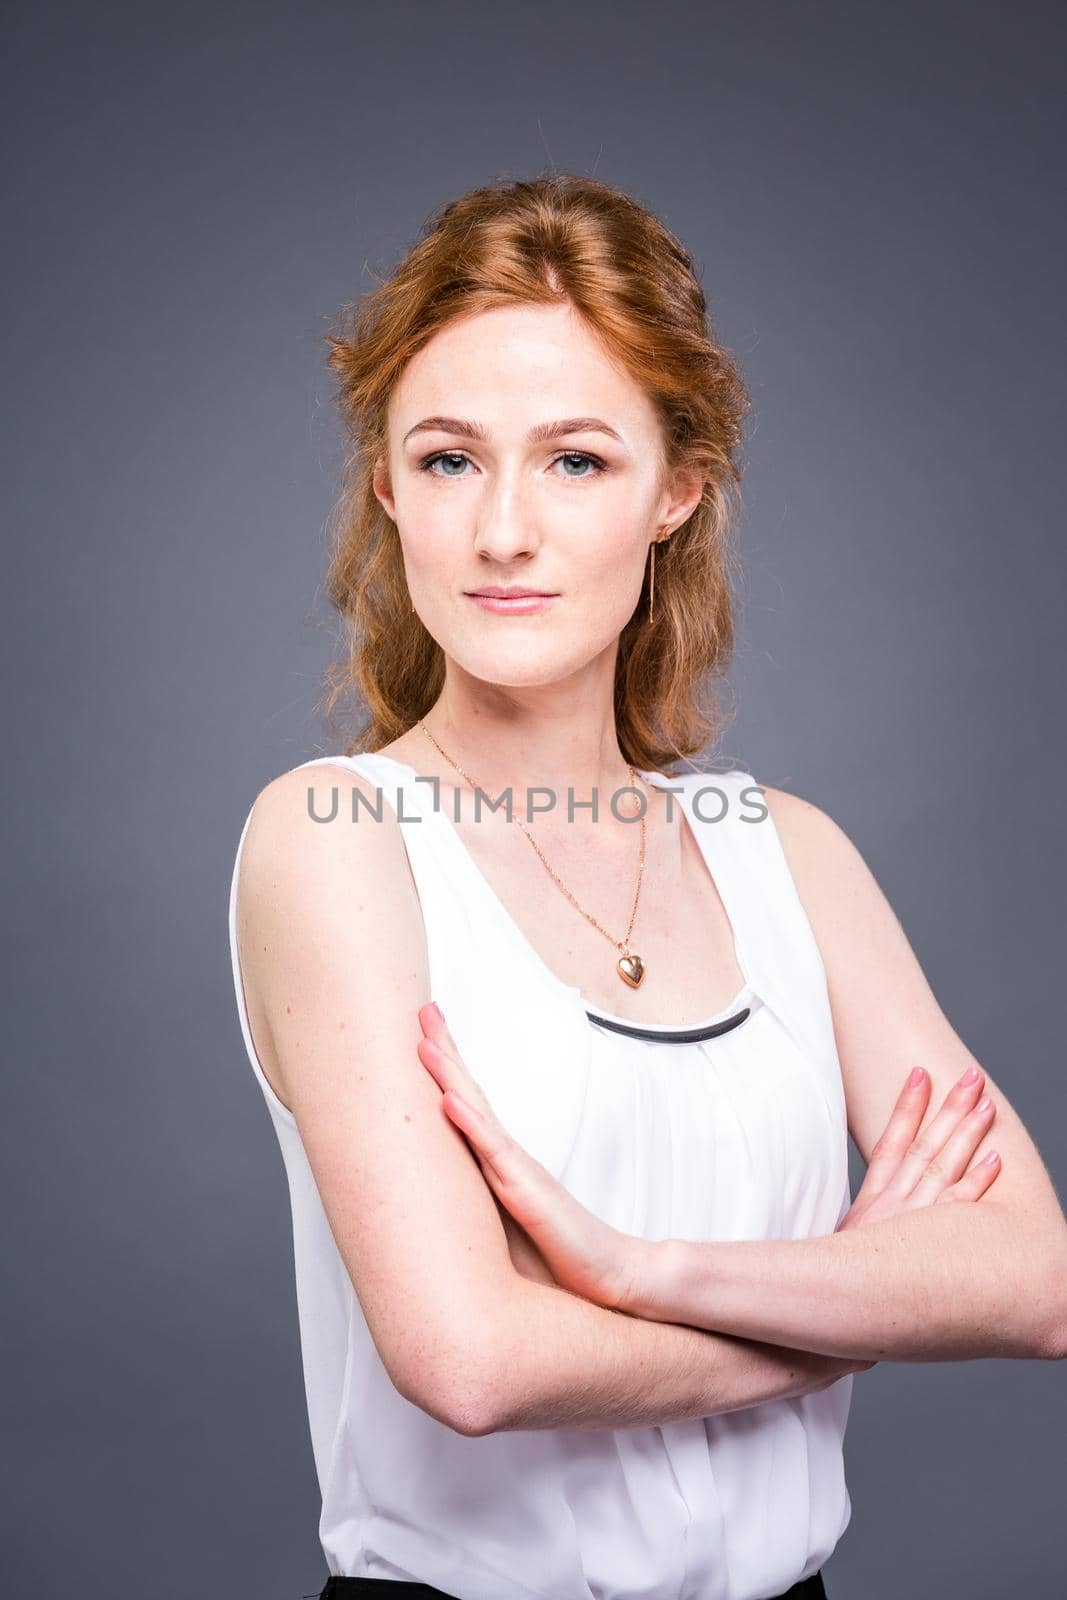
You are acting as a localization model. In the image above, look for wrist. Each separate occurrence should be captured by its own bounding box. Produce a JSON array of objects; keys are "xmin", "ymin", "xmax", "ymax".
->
[{"xmin": 622, "ymin": 1237, "xmax": 693, "ymax": 1322}]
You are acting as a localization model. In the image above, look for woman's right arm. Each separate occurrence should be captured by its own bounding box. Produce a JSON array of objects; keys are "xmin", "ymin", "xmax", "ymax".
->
[{"xmin": 235, "ymin": 764, "xmax": 853, "ymax": 1437}]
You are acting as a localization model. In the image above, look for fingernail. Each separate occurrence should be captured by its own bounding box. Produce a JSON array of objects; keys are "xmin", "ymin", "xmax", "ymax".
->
[
  {"xmin": 960, "ymin": 1066, "xmax": 980, "ymax": 1086},
  {"xmin": 976, "ymin": 1096, "xmax": 992, "ymax": 1114},
  {"xmin": 432, "ymin": 1001, "xmax": 446, "ymax": 1025},
  {"xmin": 982, "ymin": 1149, "xmax": 1000, "ymax": 1165},
  {"xmin": 908, "ymin": 1067, "xmax": 926, "ymax": 1088}
]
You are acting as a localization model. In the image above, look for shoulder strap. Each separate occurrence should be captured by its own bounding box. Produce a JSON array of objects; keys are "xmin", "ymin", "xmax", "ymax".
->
[
  {"xmin": 666, "ymin": 768, "xmax": 845, "ymax": 1119},
  {"xmin": 313, "ymin": 751, "xmax": 593, "ymax": 1177}
]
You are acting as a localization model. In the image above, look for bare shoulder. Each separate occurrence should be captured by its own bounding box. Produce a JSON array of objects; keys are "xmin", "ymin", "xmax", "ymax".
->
[
  {"xmin": 756, "ymin": 779, "xmax": 895, "ymax": 945},
  {"xmin": 231, "ymin": 756, "xmax": 523, "ymax": 1433},
  {"xmin": 238, "ymin": 758, "xmax": 417, "ymax": 924},
  {"xmin": 756, "ymin": 780, "xmax": 926, "ymax": 1008},
  {"xmin": 234, "ymin": 758, "xmax": 422, "ymax": 1101},
  {"xmin": 757, "ymin": 782, "xmax": 853, "ymax": 878}
]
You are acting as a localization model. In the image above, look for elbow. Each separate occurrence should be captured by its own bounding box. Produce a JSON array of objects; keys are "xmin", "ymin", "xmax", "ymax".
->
[
  {"xmin": 393, "ymin": 1342, "xmax": 504, "ymax": 1437},
  {"xmin": 448, "ymin": 1393, "xmax": 500, "ymax": 1437},
  {"xmin": 1041, "ymin": 1321, "xmax": 1067, "ymax": 1362},
  {"xmin": 410, "ymin": 1379, "xmax": 497, "ymax": 1437},
  {"xmin": 431, "ymin": 1373, "xmax": 501, "ymax": 1437},
  {"xmin": 385, "ymin": 1278, "xmax": 532, "ymax": 1435},
  {"xmin": 989, "ymin": 1210, "xmax": 1067, "ymax": 1360},
  {"xmin": 1037, "ymin": 1296, "xmax": 1067, "ymax": 1362},
  {"xmin": 1033, "ymin": 1253, "xmax": 1067, "ymax": 1361}
]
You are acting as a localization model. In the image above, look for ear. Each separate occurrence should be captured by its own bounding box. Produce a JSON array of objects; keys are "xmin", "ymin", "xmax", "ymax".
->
[
  {"xmin": 657, "ymin": 468, "xmax": 704, "ymax": 537},
  {"xmin": 372, "ymin": 455, "xmax": 397, "ymax": 522}
]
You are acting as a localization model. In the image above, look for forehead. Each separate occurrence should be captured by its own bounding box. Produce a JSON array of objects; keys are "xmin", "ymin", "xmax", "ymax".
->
[{"xmin": 388, "ymin": 302, "xmax": 658, "ymax": 432}]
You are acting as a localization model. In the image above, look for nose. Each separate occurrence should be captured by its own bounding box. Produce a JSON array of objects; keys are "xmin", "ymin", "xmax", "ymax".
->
[{"xmin": 472, "ymin": 466, "xmax": 541, "ymax": 564}]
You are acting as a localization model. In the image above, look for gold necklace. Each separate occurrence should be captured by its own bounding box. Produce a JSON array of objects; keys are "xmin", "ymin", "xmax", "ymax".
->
[{"xmin": 417, "ymin": 719, "xmax": 648, "ymax": 989}]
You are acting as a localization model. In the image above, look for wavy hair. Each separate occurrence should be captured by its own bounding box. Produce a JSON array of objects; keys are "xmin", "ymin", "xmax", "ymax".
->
[{"xmin": 318, "ymin": 172, "xmax": 751, "ymax": 773}]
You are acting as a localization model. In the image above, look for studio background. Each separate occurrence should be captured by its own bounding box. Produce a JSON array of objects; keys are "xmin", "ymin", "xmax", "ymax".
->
[{"xmin": 4, "ymin": 3, "xmax": 1064, "ymax": 1596}]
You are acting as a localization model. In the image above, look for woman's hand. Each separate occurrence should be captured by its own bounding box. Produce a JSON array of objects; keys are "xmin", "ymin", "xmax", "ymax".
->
[
  {"xmin": 416, "ymin": 1002, "xmax": 646, "ymax": 1309},
  {"xmin": 838, "ymin": 1063, "xmax": 1001, "ymax": 1233},
  {"xmin": 786, "ymin": 1067, "xmax": 1002, "ymax": 1387}
]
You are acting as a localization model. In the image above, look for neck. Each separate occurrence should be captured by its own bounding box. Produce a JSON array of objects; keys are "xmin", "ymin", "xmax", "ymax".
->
[{"xmin": 416, "ymin": 697, "xmax": 638, "ymax": 814}]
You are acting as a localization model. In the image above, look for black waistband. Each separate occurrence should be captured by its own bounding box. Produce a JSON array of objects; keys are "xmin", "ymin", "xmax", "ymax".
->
[{"xmin": 318, "ymin": 1572, "xmax": 826, "ymax": 1600}]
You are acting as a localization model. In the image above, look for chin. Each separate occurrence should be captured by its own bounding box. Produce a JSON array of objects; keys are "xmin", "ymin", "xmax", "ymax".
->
[{"xmin": 451, "ymin": 639, "xmax": 590, "ymax": 690}]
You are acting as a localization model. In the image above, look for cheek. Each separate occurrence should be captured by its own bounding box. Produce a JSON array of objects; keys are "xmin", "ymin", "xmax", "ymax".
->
[
  {"xmin": 574, "ymin": 516, "xmax": 651, "ymax": 595},
  {"xmin": 394, "ymin": 500, "xmax": 462, "ymax": 575},
  {"xmin": 559, "ymin": 478, "xmax": 654, "ymax": 559}
]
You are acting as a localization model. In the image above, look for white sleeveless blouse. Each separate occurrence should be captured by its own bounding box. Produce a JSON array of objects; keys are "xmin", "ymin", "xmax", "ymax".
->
[{"xmin": 227, "ymin": 752, "xmax": 854, "ymax": 1600}]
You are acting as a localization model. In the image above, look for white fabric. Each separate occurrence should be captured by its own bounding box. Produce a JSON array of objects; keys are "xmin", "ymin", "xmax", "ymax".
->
[{"xmin": 227, "ymin": 752, "xmax": 854, "ymax": 1600}]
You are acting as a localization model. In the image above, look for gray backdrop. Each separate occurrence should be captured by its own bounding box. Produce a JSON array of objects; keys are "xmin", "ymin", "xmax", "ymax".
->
[{"xmin": 4, "ymin": 2, "xmax": 1064, "ymax": 1596}]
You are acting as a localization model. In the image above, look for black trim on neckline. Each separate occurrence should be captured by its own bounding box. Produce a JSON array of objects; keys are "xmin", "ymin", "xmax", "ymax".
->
[{"xmin": 584, "ymin": 1005, "xmax": 752, "ymax": 1045}]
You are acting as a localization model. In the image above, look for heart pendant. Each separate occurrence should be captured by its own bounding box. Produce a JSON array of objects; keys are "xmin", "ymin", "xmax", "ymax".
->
[{"xmin": 617, "ymin": 953, "xmax": 645, "ymax": 989}]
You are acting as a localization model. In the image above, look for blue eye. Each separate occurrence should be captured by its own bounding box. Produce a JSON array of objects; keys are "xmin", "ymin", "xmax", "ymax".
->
[
  {"xmin": 418, "ymin": 450, "xmax": 607, "ymax": 480},
  {"xmin": 422, "ymin": 451, "xmax": 471, "ymax": 477},
  {"xmin": 555, "ymin": 451, "xmax": 603, "ymax": 478}
]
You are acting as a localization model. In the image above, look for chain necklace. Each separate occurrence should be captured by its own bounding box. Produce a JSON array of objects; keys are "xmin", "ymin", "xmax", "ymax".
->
[{"xmin": 417, "ymin": 719, "xmax": 649, "ymax": 989}]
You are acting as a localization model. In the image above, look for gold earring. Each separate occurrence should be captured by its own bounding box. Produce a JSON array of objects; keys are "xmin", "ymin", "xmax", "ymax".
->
[{"xmin": 649, "ymin": 535, "xmax": 668, "ymax": 623}]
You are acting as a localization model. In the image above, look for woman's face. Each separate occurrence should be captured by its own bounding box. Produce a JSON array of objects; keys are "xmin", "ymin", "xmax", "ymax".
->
[{"xmin": 373, "ymin": 301, "xmax": 701, "ymax": 690}]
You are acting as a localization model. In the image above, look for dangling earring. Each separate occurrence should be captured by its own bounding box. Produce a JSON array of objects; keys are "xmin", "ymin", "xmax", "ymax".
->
[
  {"xmin": 649, "ymin": 535, "xmax": 669, "ymax": 623},
  {"xmin": 649, "ymin": 533, "xmax": 671, "ymax": 623}
]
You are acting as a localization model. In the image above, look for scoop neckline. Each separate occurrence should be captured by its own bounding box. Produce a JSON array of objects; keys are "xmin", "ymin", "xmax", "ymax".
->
[
  {"xmin": 354, "ymin": 749, "xmax": 756, "ymax": 1030},
  {"xmin": 582, "ymin": 983, "xmax": 754, "ymax": 1031}
]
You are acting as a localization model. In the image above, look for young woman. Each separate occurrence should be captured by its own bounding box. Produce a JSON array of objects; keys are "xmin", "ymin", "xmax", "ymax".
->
[{"xmin": 227, "ymin": 174, "xmax": 1067, "ymax": 1600}]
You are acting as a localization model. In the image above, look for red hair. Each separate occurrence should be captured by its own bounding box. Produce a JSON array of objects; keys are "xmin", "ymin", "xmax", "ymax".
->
[{"xmin": 318, "ymin": 172, "xmax": 751, "ymax": 773}]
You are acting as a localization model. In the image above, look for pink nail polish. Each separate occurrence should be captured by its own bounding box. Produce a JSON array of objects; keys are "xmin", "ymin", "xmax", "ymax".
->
[
  {"xmin": 908, "ymin": 1067, "xmax": 925, "ymax": 1088},
  {"xmin": 961, "ymin": 1066, "xmax": 980, "ymax": 1086}
]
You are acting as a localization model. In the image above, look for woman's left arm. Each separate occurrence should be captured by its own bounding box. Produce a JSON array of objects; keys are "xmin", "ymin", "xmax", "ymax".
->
[{"xmin": 642, "ymin": 786, "xmax": 1067, "ymax": 1365}]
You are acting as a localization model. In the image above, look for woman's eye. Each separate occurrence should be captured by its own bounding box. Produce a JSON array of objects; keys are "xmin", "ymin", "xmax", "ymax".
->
[
  {"xmin": 553, "ymin": 451, "xmax": 605, "ymax": 478},
  {"xmin": 418, "ymin": 450, "xmax": 607, "ymax": 480},
  {"xmin": 421, "ymin": 451, "xmax": 471, "ymax": 477}
]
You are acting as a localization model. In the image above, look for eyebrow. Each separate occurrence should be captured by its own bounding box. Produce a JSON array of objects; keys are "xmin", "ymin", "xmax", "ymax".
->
[{"xmin": 402, "ymin": 415, "xmax": 625, "ymax": 446}]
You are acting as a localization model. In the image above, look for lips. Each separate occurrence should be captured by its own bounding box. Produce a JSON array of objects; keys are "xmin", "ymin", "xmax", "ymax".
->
[{"xmin": 466, "ymin": 590, "xmax": 559, "ymax": 614}]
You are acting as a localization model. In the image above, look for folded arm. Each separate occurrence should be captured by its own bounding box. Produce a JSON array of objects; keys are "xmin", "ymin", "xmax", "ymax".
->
[
  {"xmin": 645, "ymin": 787, "xmax": 1067, "ymax": 1365},
  {"xmin": 235, "ymin": 765, "xmax": 858, "ymax": 1441},
  {"xmin": 467, "ymin": 1274, "xmax": 862, "ymax": 1434},
  {"xmin": 634, "ymin": 1197, "xmax": 1066, "ymax": 1362}
]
